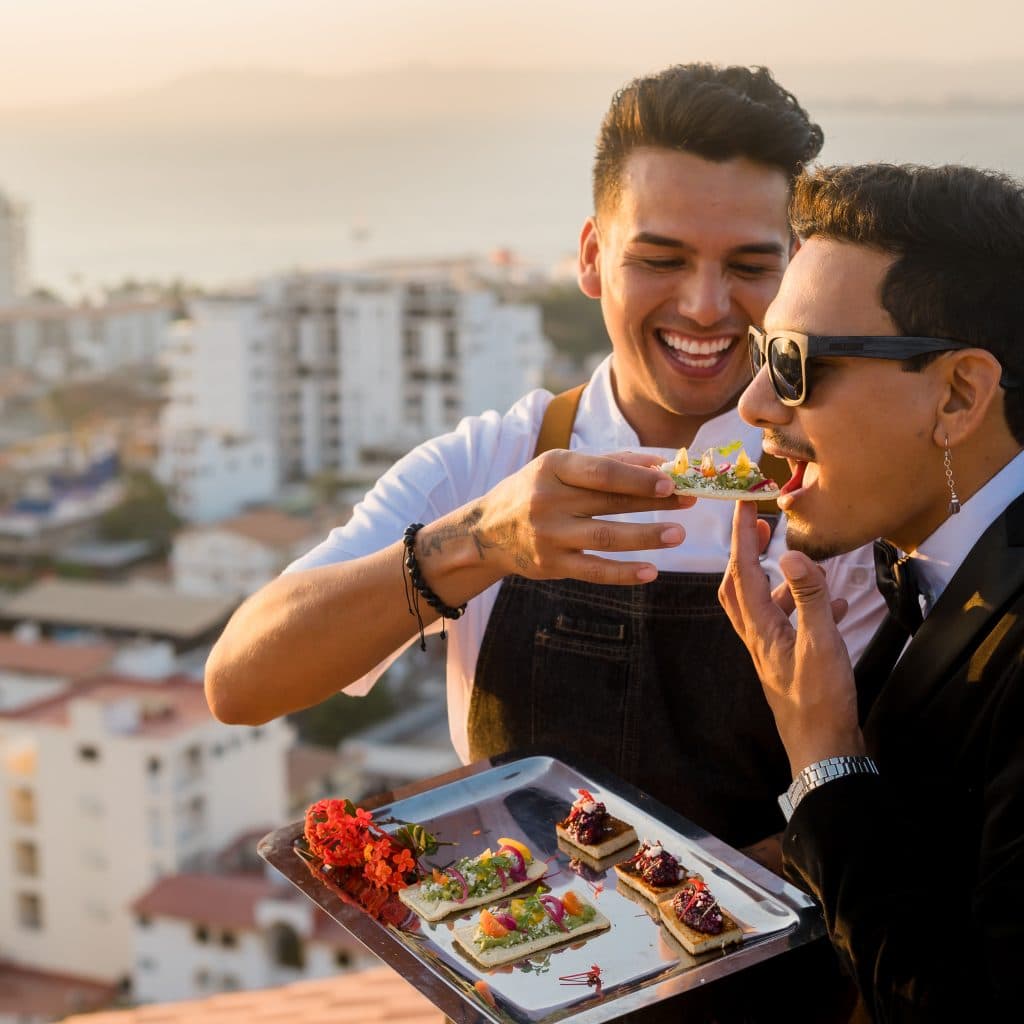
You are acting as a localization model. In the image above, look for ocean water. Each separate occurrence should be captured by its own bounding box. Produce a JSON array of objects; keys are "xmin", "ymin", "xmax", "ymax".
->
[{"xmin": 2, "ymin": 106, "xmax": 1024, "ymax": 291}]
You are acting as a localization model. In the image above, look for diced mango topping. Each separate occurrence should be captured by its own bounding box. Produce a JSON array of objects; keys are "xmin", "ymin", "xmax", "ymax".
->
[
  {"xmin": 562, "ymin": 891, "xmax": 583, "ymax": 916},
  {"xmin": 496, "ymin": 837, "xmax": 533, "ymax": 863},
  {"xmin": 479, "ymin": 908, "xmax": 508, "ymax": 938}
]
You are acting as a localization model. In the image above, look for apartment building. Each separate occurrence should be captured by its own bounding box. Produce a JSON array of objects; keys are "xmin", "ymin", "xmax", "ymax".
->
[
  {"xmin": 130, "ymin": 870, "xmax": 376, "ymax": 1003},
  {"xmin": 171, "ymin": 508, "xmax": 327, "ymax": 597},
  {"xmin": 0, "ymin": 298, "xmax": 171, "ymax": 381},
  {"xmin": 0, "ymin": 676, "xmax": 293, "ymax": 982},
  {"xmin": 156, "ymin": 269, "xmax": 551, "ymax": 522}
]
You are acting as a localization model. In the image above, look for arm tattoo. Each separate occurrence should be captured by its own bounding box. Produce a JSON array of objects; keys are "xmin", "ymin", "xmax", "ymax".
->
[{"xmin": 418, "ymin": 507, "xmax": 528, "ymax": 569}]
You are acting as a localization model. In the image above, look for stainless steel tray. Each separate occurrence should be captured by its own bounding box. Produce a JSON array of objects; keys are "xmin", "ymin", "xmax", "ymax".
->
[{"xmin": 258, "ymin": 752, "xmax": 823, "ymax": 1023}]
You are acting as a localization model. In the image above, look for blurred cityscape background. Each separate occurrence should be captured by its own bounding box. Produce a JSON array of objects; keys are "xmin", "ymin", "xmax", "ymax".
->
[{"xmin": 2, "ymin": 2, "xmax": 1024, "ymax": 1020}]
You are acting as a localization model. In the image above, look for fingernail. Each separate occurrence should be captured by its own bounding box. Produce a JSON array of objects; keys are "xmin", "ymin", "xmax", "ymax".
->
[
  {"xmin": 660, "ymin": 526, "xmax": 683, "ymax": 545},
  {"xmin": 654, "ymin": 477, "xmax": 673, "ymax": 496},
  {"xmin": 636, "ymin": 566, "xmax": 657, "ymax": 582}
]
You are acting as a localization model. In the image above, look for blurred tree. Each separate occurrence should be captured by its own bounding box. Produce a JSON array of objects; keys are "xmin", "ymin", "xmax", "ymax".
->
[
  {"xmin": 524, "ymin": 282, "xmax": 608, "ymax": 364},
  {"xmin": 288, "ymin": 684, "xmax": 397, "ymax": 747},
  {"xmin": 98, "ymin": 470, "xmax": 179, "ymax": 549}
]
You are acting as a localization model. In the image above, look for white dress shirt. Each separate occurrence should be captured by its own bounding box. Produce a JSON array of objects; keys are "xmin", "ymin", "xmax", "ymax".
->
[
  {"xmin": 288, "ymin": 355, "xmax": 885, "ymax": 762},
  {"xmin": 911, "ymin": 447, "xmax": 1024, "ymax": 615}
]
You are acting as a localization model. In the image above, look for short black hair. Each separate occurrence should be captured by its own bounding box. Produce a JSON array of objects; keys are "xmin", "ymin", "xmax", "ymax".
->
[
  {"xmin": 791, "ymin": 163, "xmax": 1024, "ymax": 444},
  {"xmin": 593, "ymin": 64, "xmax": 824, "ymax": 212}
]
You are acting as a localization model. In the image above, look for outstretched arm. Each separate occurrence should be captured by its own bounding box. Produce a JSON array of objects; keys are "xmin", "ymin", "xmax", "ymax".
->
[{"xmin": 205, "ymin": 450, "xmax": 691, "ymax": 724}]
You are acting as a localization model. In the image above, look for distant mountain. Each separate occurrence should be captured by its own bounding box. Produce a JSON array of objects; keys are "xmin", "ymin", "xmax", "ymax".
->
[{"xmin": 1, "ymin": 61, "xmax": 1022, "ymax": 136}]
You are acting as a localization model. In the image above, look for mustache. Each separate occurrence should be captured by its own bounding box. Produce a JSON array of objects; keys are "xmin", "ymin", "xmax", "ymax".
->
[{"xmin": 763, "ymin": 429, "xmax": 817, "ymax": 463}]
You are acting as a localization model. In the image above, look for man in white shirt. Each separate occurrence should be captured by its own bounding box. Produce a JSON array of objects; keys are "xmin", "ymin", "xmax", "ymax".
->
[{"xmin": 206, "ymin": 65, "xmax": 884, "ymax": 854}]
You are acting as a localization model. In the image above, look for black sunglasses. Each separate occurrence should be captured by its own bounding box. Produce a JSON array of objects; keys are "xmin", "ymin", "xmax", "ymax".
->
[{"xmin": 748, "ymin": 326, "xmax": 1019, "ymax": 407}]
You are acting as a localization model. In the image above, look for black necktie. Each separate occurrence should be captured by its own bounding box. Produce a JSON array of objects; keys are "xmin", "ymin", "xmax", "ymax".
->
[{"xmin": 873, "ymin": 539, "xmax": 923, "ymax": 636}]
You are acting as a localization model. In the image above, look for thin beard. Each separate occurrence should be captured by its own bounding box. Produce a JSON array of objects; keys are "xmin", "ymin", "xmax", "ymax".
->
[{"xmin": 784, "ymin": 523, "xmax": 842, "ymax": 562}]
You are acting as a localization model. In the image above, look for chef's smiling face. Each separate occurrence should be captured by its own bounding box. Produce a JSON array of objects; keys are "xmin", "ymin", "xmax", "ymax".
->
[
  {"xmin": 578, "ymin": 147, "xmax": 792, "ymax": 448},
  {"xmin": 739, "ymin": 236, "xmax": 950, "ymax": 558}
]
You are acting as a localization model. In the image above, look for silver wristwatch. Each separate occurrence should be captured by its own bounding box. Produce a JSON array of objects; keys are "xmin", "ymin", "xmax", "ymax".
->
[{"xmin": 777, "ymin": 755, "xmax": 879, "ymax": 822}]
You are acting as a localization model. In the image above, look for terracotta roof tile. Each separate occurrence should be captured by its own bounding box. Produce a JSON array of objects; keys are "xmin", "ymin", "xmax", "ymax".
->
[
  {"xmin": 0, "ymin": 633, "xmax": 115, "ymax": 677},
  {"xmin": 0, "ymin": 675, "xmax": 211, "ymax": 737},
  {"xmin": 0, "ymin": 961, "xmax": 118, "ymax": 1019},
  {"xmin": 62, "ymin": 967, "xmax": 443, "ymax": 1024},
  {"xmin": 181, "ymin": 509, "xmax": 324, "ymax": 549},
  {"xmin": 132, "ymin": 873, "xmax": 279, "ymax": 930}
]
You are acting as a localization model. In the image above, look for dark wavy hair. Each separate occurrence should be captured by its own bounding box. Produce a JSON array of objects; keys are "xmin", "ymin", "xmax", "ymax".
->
[
  {"xmin": 790, "ymin": 163, "xmax": 1024, "ymax": 443},
  {"xmin": 592, "ymin": 63, "xmax": 824, "ymax": 213}
]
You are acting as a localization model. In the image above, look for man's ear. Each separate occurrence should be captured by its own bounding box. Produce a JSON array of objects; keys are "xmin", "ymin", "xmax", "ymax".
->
[
  {"xmin": 934, "ymin": 349, "xmax": 1005, "ymax": 445},
  {"xmin": 577, "ymin": 217, "xmax": 602, "ymax": 299}
]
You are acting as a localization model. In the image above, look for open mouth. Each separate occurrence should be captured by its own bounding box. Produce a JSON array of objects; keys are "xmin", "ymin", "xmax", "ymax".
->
[
  {"xmin": 780, "ymin": 459, "xmax": 806, "ymax": 495},
  {"xmin": 656, "ymin": 329, "xmax": 736, "ymax": 372}
]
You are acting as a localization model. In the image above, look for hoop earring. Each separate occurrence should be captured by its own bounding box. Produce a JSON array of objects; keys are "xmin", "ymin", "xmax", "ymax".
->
[{"xmin": 944, "ymin": 435, "xmax": 961, "ymax": 515}]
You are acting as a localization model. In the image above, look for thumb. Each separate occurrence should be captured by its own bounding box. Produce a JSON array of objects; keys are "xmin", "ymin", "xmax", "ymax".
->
[{"xmin": 778, "ymin": 551, "xmax": 834, "ymax": 629}]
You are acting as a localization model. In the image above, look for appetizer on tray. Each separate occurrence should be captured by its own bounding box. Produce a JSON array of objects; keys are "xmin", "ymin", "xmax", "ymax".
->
[
  {"xmin": 613, "ymin": 839, "xmax": 689, "ymax": 902},
  {"xmin": 658, "ymin": 876, "xmax": 743, "ymax": 955},
  {"xmin": 660, "ymin": 442, "xmax": 781, "ymax": 501},
  {"xmin": 399, "ymin": 838, "xmax": 546, "ymax": 922},
  {"xmin": 556, "ymin": 788, "xmax": 638, "ymax": 860},
  {"xmin": 453, "ymin": 890, "xmax": 611, "ymax": 967}
]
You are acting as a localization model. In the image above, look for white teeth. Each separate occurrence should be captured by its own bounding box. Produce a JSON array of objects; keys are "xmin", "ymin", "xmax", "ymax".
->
[{"xmin": 659, "ymin": 332, "xmax": 733, "ymax": 355}]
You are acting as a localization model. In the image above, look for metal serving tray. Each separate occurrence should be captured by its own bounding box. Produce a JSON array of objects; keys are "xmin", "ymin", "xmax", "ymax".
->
[{"xmin": 258, "ymin": 752, "xmax": 823, "ymax": 1023}]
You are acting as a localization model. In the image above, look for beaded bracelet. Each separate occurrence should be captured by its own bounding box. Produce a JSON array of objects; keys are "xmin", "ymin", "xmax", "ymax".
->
[{"xmin": 402, "ymin": 523, "xmax": 467, "ymax": 649}]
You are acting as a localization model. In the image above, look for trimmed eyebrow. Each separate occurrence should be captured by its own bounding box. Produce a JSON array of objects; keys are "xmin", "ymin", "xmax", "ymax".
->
[{"xmin": 630, "ymin": 232, "xmax": 787, "ymax": 258}]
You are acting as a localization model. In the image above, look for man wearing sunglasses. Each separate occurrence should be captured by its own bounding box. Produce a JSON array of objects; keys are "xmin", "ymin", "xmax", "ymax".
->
[{"xmin": 722, "ymin": 163, "xmax": 1024, "ymax": 1018}]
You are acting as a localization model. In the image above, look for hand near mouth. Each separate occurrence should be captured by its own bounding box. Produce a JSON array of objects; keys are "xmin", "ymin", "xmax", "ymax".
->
[
  {"xmin": 718, "ymin": 502, "xmax": 865, "ymax": 776},
  {"xmin": 466, "ymin": 449, "xmax": 696, "ymax": 587}
]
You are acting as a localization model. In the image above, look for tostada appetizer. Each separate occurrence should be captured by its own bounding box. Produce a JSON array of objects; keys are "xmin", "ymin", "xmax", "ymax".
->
[
  {"xmin": 660, "ymin": 442, "xmax": 781, "ymax": 501},
  {"xmin": 452, "ymin": 889, "xmax": 611, "ymax": 967},
  {"xmin": 613, "ymin": 839, "xmax": 690, "ymax": 902},
  {"xmin": 658, "ymin": 875, "xmax": 744, "ymax": 955},
  {"xmin": 398, "ymin": 838, "xmax": 546, "ymax": 922},
  {"xmin": 555, "ymin": 789, "xmax": 638, "ymax": 860}
]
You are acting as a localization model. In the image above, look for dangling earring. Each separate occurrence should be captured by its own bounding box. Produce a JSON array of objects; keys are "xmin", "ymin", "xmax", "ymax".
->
[{"xmin": 944, "ymin": 435, "xmax": 961, "ymax": 515}]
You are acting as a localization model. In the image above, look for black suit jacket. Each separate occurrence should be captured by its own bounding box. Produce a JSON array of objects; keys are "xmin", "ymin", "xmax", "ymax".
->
[{"xmin": 782, "ymin": 490, "xmax": 1024, "ymax": 1022}]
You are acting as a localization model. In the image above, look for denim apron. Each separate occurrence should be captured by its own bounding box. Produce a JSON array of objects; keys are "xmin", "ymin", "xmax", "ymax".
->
[{"xmin": 468, "ymin": 571, "xmax": 789, "ymax": 850}]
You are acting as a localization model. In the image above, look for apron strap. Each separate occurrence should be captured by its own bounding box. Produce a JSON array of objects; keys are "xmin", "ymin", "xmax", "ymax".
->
[
  {"xmin": 532, "ymin": 383, "xmax": 587, "ymax": 458},
  {"xmin": 532, "ymin": 381, "xmax": 785, "ymax": 517}
]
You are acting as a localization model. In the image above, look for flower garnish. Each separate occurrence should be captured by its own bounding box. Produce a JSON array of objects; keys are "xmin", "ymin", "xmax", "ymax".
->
[{"xmin": 302, "ymin": 798, "xmax": 444, "ymax": 898}]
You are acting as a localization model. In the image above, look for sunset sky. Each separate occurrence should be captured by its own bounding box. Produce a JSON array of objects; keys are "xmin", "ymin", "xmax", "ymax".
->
[{"xmin": 3, "ymin": 0, "xmax": 1020, "ymax": 108}]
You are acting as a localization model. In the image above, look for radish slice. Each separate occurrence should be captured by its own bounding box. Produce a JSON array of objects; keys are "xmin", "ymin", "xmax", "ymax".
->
[
  {"xmin": 495, "ymin": 865, "xmax": 509, "ymax": 890},
  {"xmin": 499, "ymin": 845, "xmax": 527, "ymax": 881},
  {"xmin": 539, "ymin": 895, "xmax": 568, "ymax": 931},
  {"xmin": 493, "ymin": 911, "xmax": 517, "ymax": 931},
  {"xmin": 447, "ymin": 866, "xmax": 470, "ymax": 902}
]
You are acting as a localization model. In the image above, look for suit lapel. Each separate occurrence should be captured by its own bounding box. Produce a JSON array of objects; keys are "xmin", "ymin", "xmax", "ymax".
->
[{"xmin": 865, "ymin": 492, "xmax": 1024, "ymax": 733}]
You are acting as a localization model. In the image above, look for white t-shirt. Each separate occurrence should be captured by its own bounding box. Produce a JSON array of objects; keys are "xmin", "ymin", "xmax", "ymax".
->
[{"xmin": 288, "ymin": 355, "xmax": 885, "ymax": 762}]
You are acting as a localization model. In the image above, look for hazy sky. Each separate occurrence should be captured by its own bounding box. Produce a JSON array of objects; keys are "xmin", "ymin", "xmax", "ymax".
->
[{"xmin": 3, "ymin": 0, "xmax": 1022, "ymax": 108}]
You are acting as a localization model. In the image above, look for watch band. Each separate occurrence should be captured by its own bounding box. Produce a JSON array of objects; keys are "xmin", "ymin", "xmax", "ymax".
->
[{"xmin": 777, "ymin": 755, "xmax": 879, "ymax": 822}]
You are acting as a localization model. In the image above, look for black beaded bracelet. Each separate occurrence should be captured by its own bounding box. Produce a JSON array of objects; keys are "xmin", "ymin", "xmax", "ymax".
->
[{"xmin": 401, "ymin": 523, "xmax": 467, "ymax": 649}]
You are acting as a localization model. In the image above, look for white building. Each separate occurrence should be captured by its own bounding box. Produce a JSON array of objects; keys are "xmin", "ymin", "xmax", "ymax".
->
[
  {"xmin": 171, "ymin": 508, "xmax": 327, "ymax": 597},
  {"xmin": 0, "ymin": 298, "xmax": 171, "ymax": 381},
  {"xmin": 156, "ymin": 270, "xmax": 551, "ymax": 509},
  {"xmin": 0, "ymin": 676, "xmax": 293, "ymax": 983},
  {"xmin": 155, "ymin": 427, "xmax": 277, "ymax": 524},
  {"xmin": 0, "ymin": 190, "xmax": 28, "ymax": 306},
  {"xmin": 0, "ymin": 633, "xmax": 114, "ymax": 712},
  {"xmin": 130, "ymin": 871, "xmax": 376, "ymax": 1004}
]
